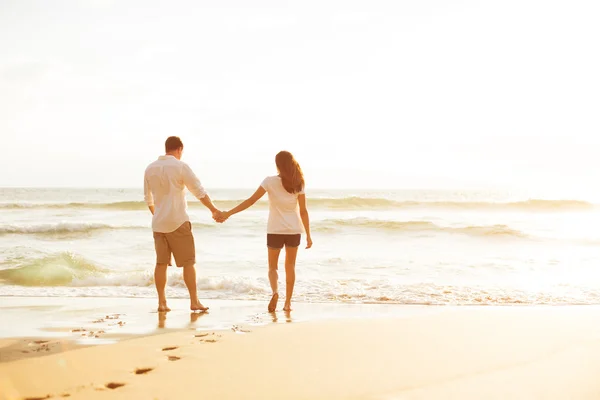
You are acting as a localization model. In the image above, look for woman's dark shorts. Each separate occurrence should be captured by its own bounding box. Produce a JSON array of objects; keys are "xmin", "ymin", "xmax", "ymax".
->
[{"xmin": 267, "ymin": 234, "xmax": 301, "ymax": 249}]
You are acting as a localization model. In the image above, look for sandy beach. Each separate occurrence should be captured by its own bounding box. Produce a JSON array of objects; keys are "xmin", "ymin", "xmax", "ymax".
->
[{"xmin": 2, "ymin": 299, "xmax": 600, "ymax": 400}]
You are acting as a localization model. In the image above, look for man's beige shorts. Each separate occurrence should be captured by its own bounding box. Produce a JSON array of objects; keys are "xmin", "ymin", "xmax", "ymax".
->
[{"xmin": 153, "ymin": 221, "xmax": 196, "ymax": 268}]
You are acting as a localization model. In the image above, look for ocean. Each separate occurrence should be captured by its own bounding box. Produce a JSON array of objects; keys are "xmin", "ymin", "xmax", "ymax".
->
[{"xmin": 1, "ymin": 187, "xmax": 600, "ymax": 305}]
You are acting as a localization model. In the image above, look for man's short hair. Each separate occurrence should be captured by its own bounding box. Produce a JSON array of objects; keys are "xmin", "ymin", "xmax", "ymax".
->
[{"xmin": 165, "ymin": 136, "xmax": 184, "ymax": 153}]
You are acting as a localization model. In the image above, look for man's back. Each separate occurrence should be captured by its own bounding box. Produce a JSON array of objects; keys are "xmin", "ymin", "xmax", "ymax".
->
[
  {"xmin": 145, "ymin": 136, "xmax": 215, "ymax": 313},
  {"xmin": 144, "ymin": 155, "xmax": 206, "ymax": 233}
]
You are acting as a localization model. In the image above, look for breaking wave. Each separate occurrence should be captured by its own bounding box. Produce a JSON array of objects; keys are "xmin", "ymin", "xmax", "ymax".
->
[
  {"xmin": 0, "ymin": 252, "xmax": 109, "ymax": 286},
  {"xmin": 315, "ymin": 218, "xmax": 526, "ymax": 237}
]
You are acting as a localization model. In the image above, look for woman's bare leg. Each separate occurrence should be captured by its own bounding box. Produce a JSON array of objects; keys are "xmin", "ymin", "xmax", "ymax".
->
[
  {"xmin": 283, "ymin": 246, "xmax": 299, "ymax": 311},
  {"xmin": 268, "ymin": 247, "xmax": 281, "ymax": 311}
]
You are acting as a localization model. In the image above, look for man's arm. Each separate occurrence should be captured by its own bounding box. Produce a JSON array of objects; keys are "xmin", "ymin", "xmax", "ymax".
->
[
  {"xmin": 182, "ymin": 163, "xmax": 219, "ymax": 214},
  {"xmin": 144, "ymin": 175, "xmax": 155, "ymax": 215},
  {"xmin": 200, "ymin": 194, "xmax": 218, "ymax": 214}
]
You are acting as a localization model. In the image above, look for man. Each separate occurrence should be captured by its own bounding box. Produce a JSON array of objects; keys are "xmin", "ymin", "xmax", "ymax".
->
[{"xmin": 144, "ymin": 136, "xmax": 221, "ymax": 312}]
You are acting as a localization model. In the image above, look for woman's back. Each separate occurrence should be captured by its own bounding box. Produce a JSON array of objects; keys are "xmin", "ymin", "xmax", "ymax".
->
[{"xmin": 261, "ymin": 176, "xmax": 304, "ymax": 234}]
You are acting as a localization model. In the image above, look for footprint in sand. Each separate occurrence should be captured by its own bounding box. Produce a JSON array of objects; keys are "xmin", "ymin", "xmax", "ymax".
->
[
  {"xmin": 195, "ymin": 333, "xmax": 209, "ymax": 338},
  {"xmin": 200, "ymin": 339, "xmax": 218, "ymax": 343},
  {"xmin": 168, "ymin": 356, "xmax": 181, "ymax": 361},
  {"xmin": 24, "ymin": 396, "xmax": 51, "ymax": 400},
  {"xmin": 29, "ymin": 341, "xmax": 52, "ymax": 353},
  {"xmin": 105, "ymin": 382, "xmax": 126, "ymax": 390},
  {"xmin": 162, "ymin": 346, "xmax": 178, "ymax": 351},
  {"xmin": 134, "ymin": 367, "xmax": 154, "ymax": 375}
]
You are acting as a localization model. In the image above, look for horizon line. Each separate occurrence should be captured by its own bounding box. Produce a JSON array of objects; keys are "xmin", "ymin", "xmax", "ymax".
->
[{"xmin": 0, "ymin": 185, "xmax": 518, "ymax": 192}]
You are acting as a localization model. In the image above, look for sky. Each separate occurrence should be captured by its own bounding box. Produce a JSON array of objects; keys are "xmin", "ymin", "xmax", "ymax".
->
[{"xmin": 0, "ymin": 0, "xmax": 599, "ymax": 191}]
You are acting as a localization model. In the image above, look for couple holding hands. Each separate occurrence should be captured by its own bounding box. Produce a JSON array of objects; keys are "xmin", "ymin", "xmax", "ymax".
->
[{"xmin": 144, "ymin": 136, "xmax": 312, "ymax": 314}]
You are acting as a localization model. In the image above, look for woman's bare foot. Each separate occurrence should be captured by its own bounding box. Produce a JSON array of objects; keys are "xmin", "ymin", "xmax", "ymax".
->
[
  {"xmin": 158, "ymin": 303, "xmax": 171, "ymax": 312},
  {"xmin": 283, "ymin": 303, "xmax": 292, "ymax": 312},
  {"xmin": 190, "ymin": 301, "xmax": 209, "ymax": 312},
  {"xmin": 268, "ymin": 293, "xmax": 279, "ymax": 312}
]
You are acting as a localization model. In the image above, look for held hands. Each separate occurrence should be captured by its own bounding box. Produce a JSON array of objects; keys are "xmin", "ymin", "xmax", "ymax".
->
[{"xmin": 212, "ymin": 210, "xmax": 230, "ymax": 223}]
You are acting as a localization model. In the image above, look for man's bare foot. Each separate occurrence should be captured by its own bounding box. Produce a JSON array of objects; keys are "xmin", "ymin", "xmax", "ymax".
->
[
  {"xmin": 158, "ymin": 303, "xmax": 171, "ymax": 312},
  {"xmin": 268, "ymin": 293, "xmax": 279, "ymax": 312},
  {"xmin": 283, "ymin": 303, "xmax": 292, "ymax": 312},
  {"xmin": 190, "ymin": 301, "xmax": 209, "ymax": 312}
]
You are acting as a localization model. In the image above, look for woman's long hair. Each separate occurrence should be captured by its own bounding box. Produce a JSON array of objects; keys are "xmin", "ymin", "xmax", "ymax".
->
[{"xmin": 275, "ymin": 151, "xmax": 305, "ymax": 194}]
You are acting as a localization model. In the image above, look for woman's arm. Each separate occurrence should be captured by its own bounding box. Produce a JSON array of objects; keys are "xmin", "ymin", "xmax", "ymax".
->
[
  {"xmin": 298, "ymin": 194, "xmax": 312, "ymax": 249},
  {"xmin": 222, "ymin": 186, "xmax": 266, "ymax": 220}
]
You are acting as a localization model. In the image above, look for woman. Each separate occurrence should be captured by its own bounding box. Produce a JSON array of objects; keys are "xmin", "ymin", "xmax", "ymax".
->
[{"xmin": 219, "ymin": 151, "xmax": 312, "ymax": 312}]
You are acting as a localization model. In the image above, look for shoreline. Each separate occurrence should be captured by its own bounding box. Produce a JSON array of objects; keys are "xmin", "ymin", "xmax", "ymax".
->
[{"xmin": 0, "ymin": 296, "xmax": 438, "ymax": 363}]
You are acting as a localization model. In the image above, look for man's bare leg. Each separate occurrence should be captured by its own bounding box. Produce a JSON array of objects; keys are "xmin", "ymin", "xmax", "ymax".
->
[
  {"xmin": 267, "ymin": 248, "xmax": 281, "ymax": 312},
  {"xmin": 283, "ymin": 246, "xmax": 299, "ymax": 312},
  {"xmin": 183, "ymin": 264, "xmax": 208, "ymax": 311},
  {"xmin": 155, "ymin": 263, "xmax": 171, "ymax": 312}
]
